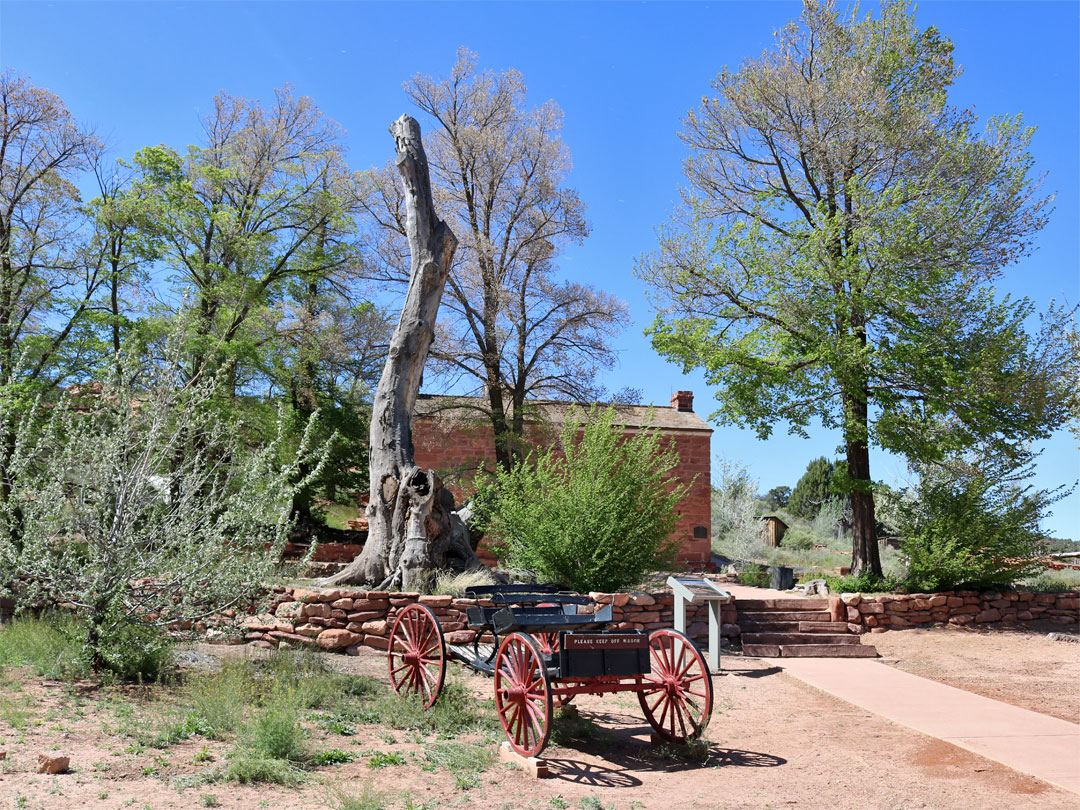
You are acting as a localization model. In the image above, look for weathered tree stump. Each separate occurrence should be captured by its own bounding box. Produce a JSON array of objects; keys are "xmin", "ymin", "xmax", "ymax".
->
[{"xmin": 322, "ymin": 115, "xmax": 486, "ymax": 589}]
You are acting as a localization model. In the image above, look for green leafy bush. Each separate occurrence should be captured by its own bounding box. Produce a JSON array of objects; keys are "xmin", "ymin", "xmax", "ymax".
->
[
  {"xmin": 479, "ymin": 405, "xmax": 687, "ymax": 593},
  {"xmin": 895, "ymin": 451, "xmax": 1064, "ymax": 591},
  {"xmin": 736, "ymin": 564, "xmax": 769, "ymax": 587}
]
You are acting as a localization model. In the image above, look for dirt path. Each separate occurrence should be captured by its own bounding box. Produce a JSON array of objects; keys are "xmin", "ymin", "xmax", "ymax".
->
[
  {"xmin": 870, "ymin": 624, "xmax": 1080, "ymax": 724},
  {"xmin": 0, "ymin": 638, "xmax": 1076, "ymax": 810}
]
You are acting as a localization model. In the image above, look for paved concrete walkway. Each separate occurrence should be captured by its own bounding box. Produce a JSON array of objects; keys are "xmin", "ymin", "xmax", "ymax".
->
[{"xmin": 779, "ymin": 657, "xmax": 1080, "ymax": 795}]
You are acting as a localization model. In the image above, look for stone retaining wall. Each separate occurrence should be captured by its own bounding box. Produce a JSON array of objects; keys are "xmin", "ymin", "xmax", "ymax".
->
[
  {"xmin": 237, "ymin": 587, "xmax": 739, "ymax": 654},
  {"xmin": 839, "ymin": 590, "xmax": 1079, "ymax": 633}
]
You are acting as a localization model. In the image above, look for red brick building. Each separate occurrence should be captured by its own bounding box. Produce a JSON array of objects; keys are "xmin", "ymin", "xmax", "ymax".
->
[{"xmin": 412, "ymin": 391, "xmax": 713, "ymax": 568}]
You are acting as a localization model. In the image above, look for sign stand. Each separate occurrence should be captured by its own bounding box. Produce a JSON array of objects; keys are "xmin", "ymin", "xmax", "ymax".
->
[{"xmin": 666, "ymin": 575, "xmax": 732, "ymax": 672}]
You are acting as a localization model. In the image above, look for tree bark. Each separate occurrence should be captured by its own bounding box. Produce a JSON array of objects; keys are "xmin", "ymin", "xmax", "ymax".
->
[
  {"xmin": 845, "ymin": 393, "xmax": 883, "ymax": 577},
  {"xmin": 322, "ymin": 115, "xmax": 485, "ymax": 589}
]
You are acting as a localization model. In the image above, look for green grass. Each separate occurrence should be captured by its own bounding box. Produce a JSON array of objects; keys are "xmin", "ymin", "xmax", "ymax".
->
[
  {"xmin": 550, "ymin": 707, "xmax": 612, "ymax": 747},
  {"xmin": 1020, "ymin": 568, "xmax": 1080, "ymax": 592},
  {"xmin": 322, "ymin": 502, "xmax": 361, "ymax": 531},
  {"xmin": 330, "ymin": 785, "xmax": 389, "ymax": 810},
  {"xmin": 363, "ymin": 677, "xmax": 498, "ymax": 738},
  {"xmin": 422, "ymin": 741, "xmax": 494, "ymax": 789},
  {"xmin": 0, "ymin": 614, "xmax": 89, "ymax": 680}
]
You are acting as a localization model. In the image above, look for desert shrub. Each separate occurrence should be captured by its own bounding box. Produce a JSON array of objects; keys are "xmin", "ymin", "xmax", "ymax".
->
[
  {"xmin": 736, "ymin": 563, "xmax": 769, "ymax": 587},
  {"xmin": 0, "ymin": 332, "xmax": 328, "ymax": 676},
  {"xmin": 896, "ymin": 451, "xmax": 1064, "ymax": 591},
  {"xmin": 824, "ymin": 570, "xmax": 900, "ymax": 594},
  {"xmin": 780, "ymin": 525, "xmax": 817, "ymax": 551},
  {"xmin": 242, "ymin": 698, "xmax": 306, "ymax": 761},
  {"xmin": 478, "ymin": 405, "xmax": 686, "ymax": 593},
  {"xmin": 95, "ymin": 622, "xmax": 174, "ymax": 682}
]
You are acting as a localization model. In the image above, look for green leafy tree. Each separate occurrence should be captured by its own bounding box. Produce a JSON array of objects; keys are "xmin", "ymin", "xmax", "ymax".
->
[
  {"xmin": 479, "ymin": 406, "xmax": 686, "ymax": 593},
  {"xmin": 764, "ymin": 485, "xmax": 791, "ymax": 509},
  {"xmin": 637, "ymin": 0, "xmax": 1069, "ymax": 576},
  {"xmin": 894, "ymin": 445, "xmax": 1066, "ymax": 591},
  {"xmin": 133, "ymin": 87, "xmax": 362, "ymax": 391}
]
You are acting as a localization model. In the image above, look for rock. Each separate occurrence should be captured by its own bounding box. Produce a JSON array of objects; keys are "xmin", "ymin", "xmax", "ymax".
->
[
  {"xmin": 37, "ymin": 754, "xmax": 69, "ymax": 774},
  {"xmin": 846, "ymin": 606, "xmax": 861, "ymax": 622},
  {"xmin": 974, "ymin": 609, "xmax": 1001, "ymax": 623},
  {"xmin": 275, "ymin": 601, "xmax": 303, "ymax": 619},
  {"xmin": 840, "ymin": 593, "xmax": 861, "ymax": 606},
  {"xmin": 293, "ymin": 623, "xmax": 322, "ymax": 637},
  {"xmin": 418, "ymin": 595, "xmax": 453, "ymax": 608},
  {"xmin": 444, "ymin": 630, "xmax": 477, "ymax": 644},
  {"xmin": 795, "ymin": 579, "xmax": 828, "ymax": 596},
  {"xmin": 316, "ymin": 629, "xmax": 361, "ymax": 650},
  {"xmin": 301, "ymin": 602, "xmax": 331, "ymax": 619},
  {"xmin": 361, "ymin": 620, "xmax": 389, "ymax": 635},
  {"xmin": 1047, "ymin": 632, "xmax": 1079, "ymax": 643},
  {"xmin": 241, "ymin": 614, "xmax": 277, "ymax": 632},
  {"xmin": 627, "ymin": 593, "xmax": 656, "ymax": 607},
  {"xmin": 331, "ymin": 598, "xmax": 354, "ymax": 611}
]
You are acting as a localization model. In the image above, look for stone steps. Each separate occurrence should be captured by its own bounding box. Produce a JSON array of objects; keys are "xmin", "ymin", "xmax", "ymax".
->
[
  {"xmin": 736, "ymin": 597, "xmax": 877, "ymax": 659},
  {"xmin": 741, "ymin": 632, "xmax": 861, "ymax": 646},
  {"xmin": 737, "ymin": 610, "xmax": 833, "ymax": 623},
  {"xmin": 743, "ymin": 643, "xmax": 879, "ymax": 658}
]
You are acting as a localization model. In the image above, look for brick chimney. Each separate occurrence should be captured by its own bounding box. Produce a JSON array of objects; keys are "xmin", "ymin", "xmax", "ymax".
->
[{"xmin": 670, "ymin": 390, "xmax": 694, "ymax": 412}]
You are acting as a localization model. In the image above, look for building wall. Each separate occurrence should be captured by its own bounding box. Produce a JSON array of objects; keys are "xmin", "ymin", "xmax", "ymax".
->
[{"xmin": 412, "ymin": 410, "xmax": 712, "ymax": 568}]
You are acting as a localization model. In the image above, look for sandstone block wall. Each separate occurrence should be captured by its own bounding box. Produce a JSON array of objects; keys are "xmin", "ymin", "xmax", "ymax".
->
[
  {"xmin": 236, "ymin": 586, "xmax": 738, "ymax": 654},
  {"xmin": 839, "ymin": 590, "xmax": 1079, "ymax": 633}
]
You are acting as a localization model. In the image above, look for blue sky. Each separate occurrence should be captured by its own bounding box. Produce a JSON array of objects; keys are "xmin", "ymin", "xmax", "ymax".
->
[{"xmin": 3, "ymin": 1, "xmax": 1078, "ymax": 537}]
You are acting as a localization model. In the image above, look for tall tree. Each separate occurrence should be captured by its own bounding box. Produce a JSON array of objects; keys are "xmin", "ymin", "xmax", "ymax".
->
[
  {"xmin": 0, "ymin": 72, "xmax": 104, "ymax": 534},
  {"xmin": 637, "ymin": 0, "xmax": 1068, "ymax": 576},
  {"xmin": 133, "ymin": 87, "xmax": 361, "ymax": 391},
  {"xmin": 0, "ymin": 71, "xmax": 104, "ymax": 390},
  {"xmin": 788, "ymin": 456, "xmax": 836, "ymax": 519},
  {"xmin": 361, "ymin": 50, "xmax": 628, "ymax": 470}
]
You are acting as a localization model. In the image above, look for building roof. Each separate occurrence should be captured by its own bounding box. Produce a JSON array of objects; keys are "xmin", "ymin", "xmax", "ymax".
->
[{"xmin": 414, "ymin": 394, "xmax": 713, "ymax": 433}]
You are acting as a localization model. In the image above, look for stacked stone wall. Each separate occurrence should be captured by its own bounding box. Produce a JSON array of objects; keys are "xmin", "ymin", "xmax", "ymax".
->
[
  {"xmin": 839, "ymin": 590, "xmax": 1079, "ymax": 633},
  {"xmin": 236, "ymin": 586, "xmax": 739, "ymax": 654}
]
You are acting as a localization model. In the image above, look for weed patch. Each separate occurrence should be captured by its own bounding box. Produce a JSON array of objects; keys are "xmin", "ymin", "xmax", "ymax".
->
[{"xmin": 0, "ymin": 615, "xmax": 88, "ymax": 680}]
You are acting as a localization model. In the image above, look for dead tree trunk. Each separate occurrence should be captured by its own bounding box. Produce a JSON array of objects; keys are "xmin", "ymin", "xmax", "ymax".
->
[{"xmin": 322, "ymin": 115, "xmax": 486, "ymax": 589}]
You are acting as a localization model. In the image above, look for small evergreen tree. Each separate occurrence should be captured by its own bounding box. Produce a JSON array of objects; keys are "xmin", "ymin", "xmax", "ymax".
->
[
  {"xmin": 788, "ymin": 457, "xmax": 836, "ymax": 518},
  {"xmin": 479, "ymin": 406, "xmax": 687, "ymax": 593}
]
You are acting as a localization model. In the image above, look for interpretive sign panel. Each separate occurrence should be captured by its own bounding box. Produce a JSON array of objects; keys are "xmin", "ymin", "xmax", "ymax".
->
[{"xmin": 666, "ymin": 576, "xmax": 731, "ymax": 671}]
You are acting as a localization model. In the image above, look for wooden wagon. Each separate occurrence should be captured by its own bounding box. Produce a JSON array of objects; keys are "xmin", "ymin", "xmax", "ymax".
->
[{"xmin": 386, "ymin": 584, "xmax": 714, "ymax": 758}]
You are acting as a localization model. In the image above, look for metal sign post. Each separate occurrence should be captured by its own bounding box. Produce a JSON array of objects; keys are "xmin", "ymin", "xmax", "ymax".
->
[{"xmin": 666, "ymin": 575, "xmax": 732, "ymax": 672}]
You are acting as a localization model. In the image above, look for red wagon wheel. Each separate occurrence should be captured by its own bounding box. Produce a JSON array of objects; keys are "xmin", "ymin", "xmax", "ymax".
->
[
  {"xmin": 388, "ymin": 603, "xmax": 446, "ymax": 708},
  {"xmin": 533, "ymin": 632, "xmax": 560, "ymax": 655},
  {"xmin": 638, "ymin": 628, "xmax": 713, "ymax": 743},
  {"xmin": 494, "ymin": 632, "xmax": 553, "ymax": 757}
]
